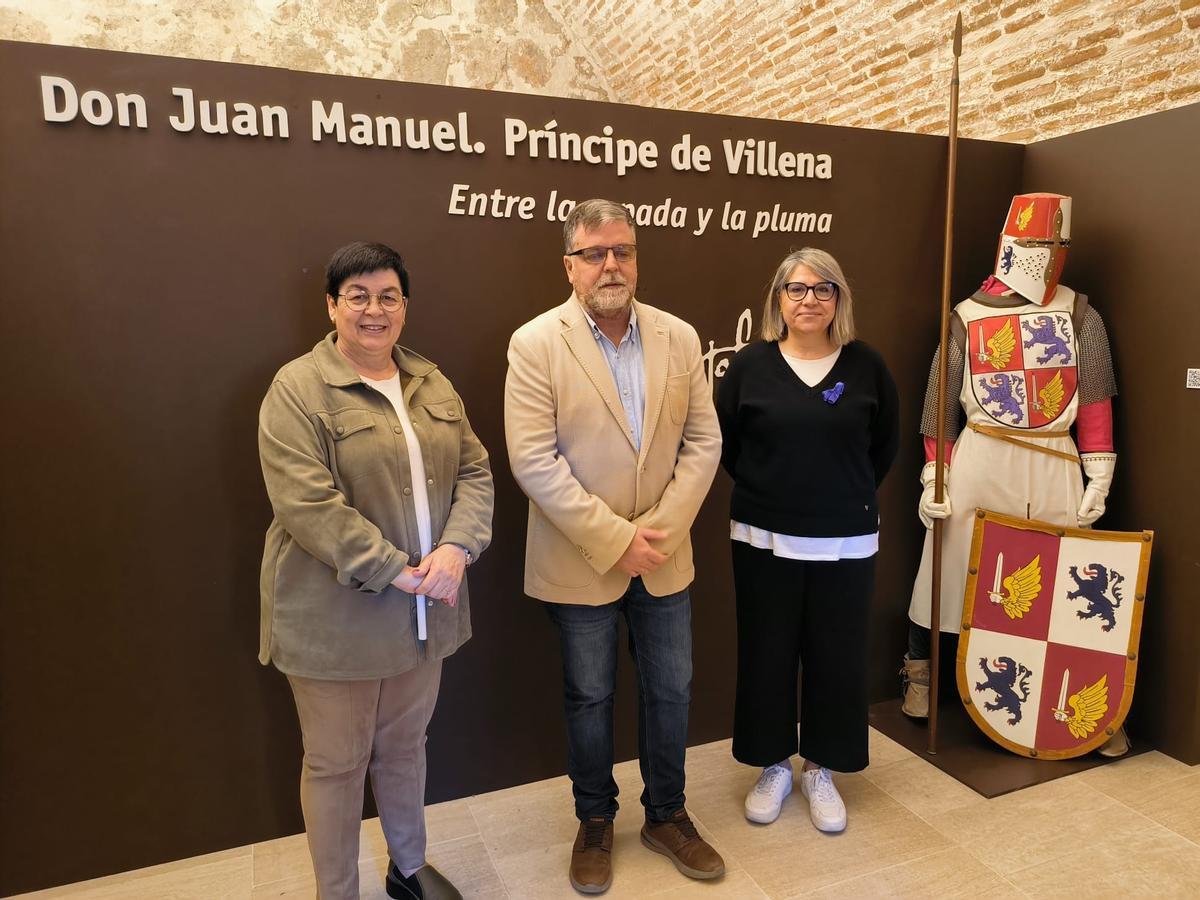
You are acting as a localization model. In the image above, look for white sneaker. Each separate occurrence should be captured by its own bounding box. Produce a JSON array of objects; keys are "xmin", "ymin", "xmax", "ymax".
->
[
  {"xmin": 799, "ymin": 766, "xmax": 846, "ymax": 833},
  {"xmin": 744, "ymin": 762, "xmax": 792, "ymax": 824}
]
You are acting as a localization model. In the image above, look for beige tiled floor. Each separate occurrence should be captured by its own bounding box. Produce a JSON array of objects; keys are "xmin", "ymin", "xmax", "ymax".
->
[{"xmin": 15, "ymin": 730, "xmax": 1200, "ymax": 899}]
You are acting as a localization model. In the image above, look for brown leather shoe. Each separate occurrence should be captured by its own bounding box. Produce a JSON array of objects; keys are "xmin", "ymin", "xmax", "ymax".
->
[
  {"xmin": 570, "ymin": 817, "xmax": 613, "ymax": 894},
  {"xmin": 640, "ymin": 809, "xmax": 725, "ymax": 880}
]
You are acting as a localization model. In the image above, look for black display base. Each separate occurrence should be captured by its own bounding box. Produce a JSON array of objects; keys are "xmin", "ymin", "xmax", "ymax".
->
[{"xmin": 868, "ymin": 697, "xmax": 1143, "ymax": 798}]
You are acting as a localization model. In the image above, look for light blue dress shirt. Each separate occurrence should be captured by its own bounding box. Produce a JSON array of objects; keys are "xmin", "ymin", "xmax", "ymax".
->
[{"xmin": 584, "ymin": 305, "xmax": 646, "ymax": 450}]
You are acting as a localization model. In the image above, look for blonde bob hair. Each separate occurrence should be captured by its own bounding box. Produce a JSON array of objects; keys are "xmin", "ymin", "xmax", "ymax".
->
[{"xmin": 760, "ymin": 247, "xmax": 856, "ymax": 347}]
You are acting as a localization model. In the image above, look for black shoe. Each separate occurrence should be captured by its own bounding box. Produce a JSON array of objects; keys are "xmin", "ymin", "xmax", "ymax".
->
[
  {"xmin": 386, "ymin": 863, "xmax": 424, "ymax": 900},
  {"xmin": 386, "ymin": 862, "xmax": 463, "ymax": 900}
]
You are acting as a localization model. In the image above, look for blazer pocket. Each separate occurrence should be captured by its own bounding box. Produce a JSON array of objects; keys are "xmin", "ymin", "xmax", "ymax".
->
[
  {"xmin": 666, "ymin": 373, "xmax": 690, "ymax": 424},
  {"xmin": 532, "ymin": 516, "xmax": 597, "ymax": 589}
]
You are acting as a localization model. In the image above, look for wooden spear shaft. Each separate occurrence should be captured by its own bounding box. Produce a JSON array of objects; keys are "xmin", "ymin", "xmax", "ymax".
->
[{"xmin": 929, "ymin": 11, "xmax": 962, "ymax": 756}]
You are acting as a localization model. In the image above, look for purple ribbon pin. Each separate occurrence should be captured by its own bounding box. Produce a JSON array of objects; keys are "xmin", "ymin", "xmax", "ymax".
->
[{"xmin": 822, "ymin": 381, "xmax": 845, "ymax": 405}]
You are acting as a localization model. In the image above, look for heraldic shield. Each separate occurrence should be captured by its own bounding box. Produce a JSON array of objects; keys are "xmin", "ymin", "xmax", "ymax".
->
[{"xmin": 957, "ymin": 511, "xmax": 1153, "ymax": 759}]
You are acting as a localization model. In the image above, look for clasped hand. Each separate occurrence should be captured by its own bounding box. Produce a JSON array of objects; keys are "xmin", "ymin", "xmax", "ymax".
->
[
  {"xmin": 616, "ymin": 527, "xmax": 667, "ymax": 578},
  {"xmin": 390, "ymin": 544, "xmax": 467, "ymax": 606}
]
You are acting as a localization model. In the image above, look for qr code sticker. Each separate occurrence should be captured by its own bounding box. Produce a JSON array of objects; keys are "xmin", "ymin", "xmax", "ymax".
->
[{"xmin": 1188, "ymin": 369, "xmax": 1200, "ymax": 389}]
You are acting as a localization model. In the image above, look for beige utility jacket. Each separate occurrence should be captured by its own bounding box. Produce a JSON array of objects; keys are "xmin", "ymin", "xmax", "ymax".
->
[{"xmin": 258, "ymin": 333, "xmax": 493, "ymax": 679}]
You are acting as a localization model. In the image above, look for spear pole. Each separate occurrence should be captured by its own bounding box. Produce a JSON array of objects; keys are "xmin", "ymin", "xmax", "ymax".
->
[{"xmin": 928, "ymin": 11, "xmax": 962, "ymax": 756}]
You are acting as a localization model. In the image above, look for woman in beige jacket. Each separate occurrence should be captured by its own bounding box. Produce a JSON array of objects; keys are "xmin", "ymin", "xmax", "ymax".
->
[{"xmin": 258, "ymin": 241, "xmax": 493, "ymax": 900}]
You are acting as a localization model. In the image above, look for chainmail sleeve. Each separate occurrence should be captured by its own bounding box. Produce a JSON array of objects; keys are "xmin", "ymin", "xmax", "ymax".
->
[
  {"xmin": 919, "ymin": 327, "xmax": 965, "ymax": 440},
  {"xmin": 1077, "ymin": 304, "xmax": 1118, "ymax": 404}
]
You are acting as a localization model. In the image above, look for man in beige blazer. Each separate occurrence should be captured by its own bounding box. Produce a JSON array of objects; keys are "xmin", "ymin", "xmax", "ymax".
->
[{"xmin": 505, "ymin": 199, "xmax": 723, "ymax": 894}]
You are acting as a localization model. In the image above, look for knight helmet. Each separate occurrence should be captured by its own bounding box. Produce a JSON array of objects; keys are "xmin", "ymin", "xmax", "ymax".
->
[{"xmin": 994, "ymin": 192, "xmax": 1072, "ymax": 305}]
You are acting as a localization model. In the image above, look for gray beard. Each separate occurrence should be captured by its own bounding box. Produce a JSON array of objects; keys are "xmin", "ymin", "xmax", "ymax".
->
[{"xmin": 580, "ymin": 283, "xmax": 633, "ymax": 317}]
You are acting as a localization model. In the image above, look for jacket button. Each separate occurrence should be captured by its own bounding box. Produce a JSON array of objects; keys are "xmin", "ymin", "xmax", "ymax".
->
[
  {"xmin": 335, "ymin": 425, "xmax": 345, "ymax": 434},
  {"xmin": 394, "ymin": 426, "xmax": 403, "ymax": 434},
  {"xmin": 411, "ymin": 552, "xmax": 421, "ymax": 563},
  {"xmin": 427, "ymin": 600, "xmax": 434, "ymax": 607},
  {"xmin": 427, "ymin": 478, "xmax": 434, "ymax": 485},
  {"xmin": 403, "ymin": 487, "xmax": 412, "ymax": 495}
]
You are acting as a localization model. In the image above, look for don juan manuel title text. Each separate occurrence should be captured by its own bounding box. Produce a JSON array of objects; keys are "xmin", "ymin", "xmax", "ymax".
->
[{"xmin": 39, "ymin": 75, "xmax": 836, "ymax": 240}]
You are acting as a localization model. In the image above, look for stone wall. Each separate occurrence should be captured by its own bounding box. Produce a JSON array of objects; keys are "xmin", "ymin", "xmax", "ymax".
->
[{"xmin": 3, "ymin": 0, "xmax": 1198, "ymax": 141}]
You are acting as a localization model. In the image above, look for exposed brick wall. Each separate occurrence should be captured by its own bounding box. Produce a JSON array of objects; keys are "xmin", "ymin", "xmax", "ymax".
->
[
  {"xmin": 562, "ymin": 0, "xmax": 1200, "ymax": 142},
  {"xmin": 2, "ymin": 0, "xmax": 1198, "ymax": 142}
]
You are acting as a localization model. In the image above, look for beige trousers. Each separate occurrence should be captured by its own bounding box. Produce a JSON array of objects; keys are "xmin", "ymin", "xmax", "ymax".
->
[{"xmin": 287, "ymin": 661, "xmax": 443, "ymax": 900}]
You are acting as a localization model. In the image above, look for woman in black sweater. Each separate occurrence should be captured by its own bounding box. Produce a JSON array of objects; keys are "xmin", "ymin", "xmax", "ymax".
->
[{"xmin": 716, "ymin": 248, "xmax": 899, "ymax": 833}]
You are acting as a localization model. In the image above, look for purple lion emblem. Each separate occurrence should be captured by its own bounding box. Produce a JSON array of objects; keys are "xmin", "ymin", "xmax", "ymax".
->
[
  {"xmin": 999, "ymin": 245, "xmax": 1014, "ymax": 274},
  {"xmin": 1067, "ymin": 563, "xmax": 1126, "ymax": 632},
  {"xmin": 978, "ymin": 373, "xmax": 1026, "ymax": 423},
  {"xmin": 1022, "ymin": 314, "xmax": 1072, "ymax": 365}
]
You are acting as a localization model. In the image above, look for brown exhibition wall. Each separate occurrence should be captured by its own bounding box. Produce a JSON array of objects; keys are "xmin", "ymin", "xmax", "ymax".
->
[
  {"xmin": 1023, "ymin": 104, "xmax": 1200, "ymax": 765},
  {"xmin": 0, "ymin": 40, "xmax": 1026, "ymax": 893}
]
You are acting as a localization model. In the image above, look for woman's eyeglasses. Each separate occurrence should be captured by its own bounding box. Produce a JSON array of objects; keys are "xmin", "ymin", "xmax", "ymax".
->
[
  {"xmin": 337, "ymin": 291, "xmax": 406, "ymax": 312},
  {"xmin": 783, "ymin": 281, "xmax": 838, "ymax": 302}
]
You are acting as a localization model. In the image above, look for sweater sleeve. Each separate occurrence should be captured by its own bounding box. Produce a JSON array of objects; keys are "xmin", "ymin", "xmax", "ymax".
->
[
  {"xmin": 715, "ymin": 348, "xmax": 743, "ymax": 477},
  {"xmin": 869, "ymin": 350, "xmax": 901, "ymax": 486}
]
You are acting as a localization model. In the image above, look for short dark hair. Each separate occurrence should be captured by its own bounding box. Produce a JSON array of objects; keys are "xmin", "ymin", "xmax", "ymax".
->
[{"xmin": 324, "ymin": 241, "xmax": 410, "ymax": 298}]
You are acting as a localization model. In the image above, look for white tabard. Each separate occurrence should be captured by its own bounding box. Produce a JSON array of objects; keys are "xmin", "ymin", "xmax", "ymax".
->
[{"xmin": 909, "ymin": 285, "xmax": 1084, "ymax": 633}]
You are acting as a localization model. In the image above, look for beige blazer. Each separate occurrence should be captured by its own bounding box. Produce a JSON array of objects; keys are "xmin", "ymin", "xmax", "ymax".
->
[{"xmin": 505, "ymin": 296, "xmax": 721, "ymax": 604}]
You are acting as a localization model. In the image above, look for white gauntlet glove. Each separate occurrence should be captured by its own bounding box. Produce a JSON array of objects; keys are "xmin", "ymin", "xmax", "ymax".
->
[
  {"xmin": 1077, "ymin": 453, "xmax": 1116, "ymax": 527},
  {"xmin": 918, "ymin": 461, "xmax": 952, "ymax": 529}
]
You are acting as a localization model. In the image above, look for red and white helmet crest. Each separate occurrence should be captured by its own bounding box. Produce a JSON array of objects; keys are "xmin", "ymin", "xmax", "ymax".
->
[{"xmin": 994, "ymin": 193, "xmax": 1072, "ymax": 305}]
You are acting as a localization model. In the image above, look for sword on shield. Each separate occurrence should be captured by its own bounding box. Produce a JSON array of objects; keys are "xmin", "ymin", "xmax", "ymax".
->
[
  {"xmin": 1053, "ymin": 669, "xmax": 1071, "ymax": 720},
  {"xmin": 928, "ymin": 11, "xmax": 963, "ymax": 755}
]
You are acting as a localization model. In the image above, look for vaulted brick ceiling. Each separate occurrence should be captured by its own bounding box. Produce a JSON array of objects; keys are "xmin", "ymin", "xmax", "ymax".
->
[{"xmin": 541, "ymin": 0, "xmax": 1200, "ymax": 142}]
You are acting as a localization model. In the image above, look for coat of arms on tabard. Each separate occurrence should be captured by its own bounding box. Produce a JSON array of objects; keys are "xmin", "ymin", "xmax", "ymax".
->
[{"xmin": 968, "ymin": 312, "xmax": 1078, "ymax": 429}]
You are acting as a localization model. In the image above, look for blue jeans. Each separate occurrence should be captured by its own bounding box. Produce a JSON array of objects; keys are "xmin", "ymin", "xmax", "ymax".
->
[{"xmin": 545, "ymin": 578, "xmax": 692, "ymax": 823}]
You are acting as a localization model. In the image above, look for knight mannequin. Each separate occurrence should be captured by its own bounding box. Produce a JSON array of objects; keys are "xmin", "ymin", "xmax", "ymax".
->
[{"xmin": 902, "ymin": 193, "xmax": 1127, "ymax": 757}]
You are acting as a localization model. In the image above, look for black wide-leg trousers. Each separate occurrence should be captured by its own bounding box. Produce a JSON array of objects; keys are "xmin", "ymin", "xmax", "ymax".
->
[{"xmin": 731, "ymin": 540, "xmax": 874, "ymax": 772}]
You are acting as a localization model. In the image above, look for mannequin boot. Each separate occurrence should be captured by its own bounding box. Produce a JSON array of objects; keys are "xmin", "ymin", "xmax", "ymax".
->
[
  {"xmin": 1097, "ymin": 725, "xmax": 1131, "ymax": 758},
  {"xmin": 900, "ymin": 656, "xmax": 930, "ymax": 718}
]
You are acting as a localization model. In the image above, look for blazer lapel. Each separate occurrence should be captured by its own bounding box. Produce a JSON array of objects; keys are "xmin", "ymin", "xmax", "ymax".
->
[
  {"xmin": 559, "ymin": 298, "xmax": 639, "ymax": 452},
  {"xmin": 637, "ymin": 302, "xmax": 669, "ymax": 462}
]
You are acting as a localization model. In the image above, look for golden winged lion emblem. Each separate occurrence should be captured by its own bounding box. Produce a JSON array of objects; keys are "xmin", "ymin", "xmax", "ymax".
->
[
  {"xmin": 987, "ymin": 553, "xmax": 1041, "ymax": 619},
  {"xmin": 1053, "ymin": 673, "xmax": 1110, "ymax": 739},
  {"xmin": 1016, "ymin": 200, "xmax": 1035, "ymax": 231},
  {"xmin": 1037, "ymin": 370, "xmax": 1065, "ymax": 419},
  {"xmin": 979, "ymin": 319, "xmax": 1015, "ymax": 370}
]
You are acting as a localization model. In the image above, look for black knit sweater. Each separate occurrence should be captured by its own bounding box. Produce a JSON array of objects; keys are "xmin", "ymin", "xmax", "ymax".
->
[{"xmin": 716, "ymin": 340, "xmax": 900, "ymax": 538}]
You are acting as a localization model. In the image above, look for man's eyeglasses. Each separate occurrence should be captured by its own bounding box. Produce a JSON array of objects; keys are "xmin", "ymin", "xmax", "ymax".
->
[
  {"xmin": 783, "ymin": 281, "xmax": 838, "ymax": 302},
  {"xmin": 567, "ymin": 244, "xmax": 638, "ymax": 265},
  {"xmin": 337, "ymin": 291, "xmax": 406, "ymax": 312}
]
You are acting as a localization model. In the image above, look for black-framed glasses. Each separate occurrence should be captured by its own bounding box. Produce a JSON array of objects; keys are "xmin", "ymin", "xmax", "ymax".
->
[
  {"xmin": 337, "ymin": 291, "xmax": 406, "ymax": 312},
  {"xmin": 567, "ymin": 244, "xmax": 637, "ymax": 265},
  {"xmin": 783, "ymin": 281, "xmax": 838, "ymax": 302}
]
